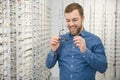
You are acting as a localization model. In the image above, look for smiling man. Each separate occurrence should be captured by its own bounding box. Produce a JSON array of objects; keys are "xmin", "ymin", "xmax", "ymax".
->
[{"xmin": 46, "ymin": 3, "xmax": 107, "ymax": 80}]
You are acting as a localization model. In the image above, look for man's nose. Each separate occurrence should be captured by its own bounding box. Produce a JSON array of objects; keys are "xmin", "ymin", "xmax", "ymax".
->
[{"xmin": 69, "ymin": 21, "xmax": 74, "ymax": 26}]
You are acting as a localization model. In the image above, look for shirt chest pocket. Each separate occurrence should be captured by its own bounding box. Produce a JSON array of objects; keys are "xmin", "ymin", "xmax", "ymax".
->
[
  {"xmin": 61, "ymin": 43, "xmax": 73, "ymax": 53},
  {"xmin": 60, "ymin": 43, "xmax": 83, "ymax": 58}
]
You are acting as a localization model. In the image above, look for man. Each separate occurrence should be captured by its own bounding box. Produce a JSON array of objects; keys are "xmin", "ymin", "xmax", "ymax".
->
[{"xmin": 46, "ymin": 3, "xmax": 107, "ymax": 80}]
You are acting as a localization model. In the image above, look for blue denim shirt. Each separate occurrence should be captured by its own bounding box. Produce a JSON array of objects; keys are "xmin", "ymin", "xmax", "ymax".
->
[{"xmin": 46, "ymin": 29, "xmax": 107, "ymax": 80}]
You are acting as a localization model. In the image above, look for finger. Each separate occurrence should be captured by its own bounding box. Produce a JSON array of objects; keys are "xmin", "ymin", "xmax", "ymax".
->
[
  {"xmin": 74, "ymin": 36, "xmax": 85, "ymax": 43},
  {"xmin": 52, "ymin": 36, "xmax": 60, "ymax": 41},
  {"xmin": 51, "ymin": 39, "xmax": 59, "ymax": 43},
  {"xmin": 51, "ymin": 38, "xmax": 60, "ymax": 45},
  {"xmin": 73, "ymin": 36, "xmax": 81, "ymax": 41},
  {"xmin": 74, "ymin": 40, "xmax": 81, "ymax": 44},
  {"xmin": 75, "ymin": 43, "xmax": 81, "ymax": 47},
  {"xmin": 51, "ymin": 41, "xmax": 59, "ymax": 45}
]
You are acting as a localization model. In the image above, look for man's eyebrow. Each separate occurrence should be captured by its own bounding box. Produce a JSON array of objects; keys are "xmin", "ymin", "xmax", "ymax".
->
[{"xmin": 66, "ymin": 18, "xmax": 69, "ymax": 20}]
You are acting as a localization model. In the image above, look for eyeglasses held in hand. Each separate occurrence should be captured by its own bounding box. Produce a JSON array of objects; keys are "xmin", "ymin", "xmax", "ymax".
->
[{"xmin": 59, "ymin": 29, "xmax": 70, "ymax": 42}]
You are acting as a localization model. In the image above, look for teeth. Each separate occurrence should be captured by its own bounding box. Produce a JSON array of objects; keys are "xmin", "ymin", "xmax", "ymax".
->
[
  {"xmin": 71, "ymin": 26, "xmax": 75, "ymax": 29},
  {"xmin": 71, "ymin": 27, "xmax": 75, "ymax": 30},
  {"xmin": 71, "ymin": 26, "xmax": 76, "ymax": 28}
]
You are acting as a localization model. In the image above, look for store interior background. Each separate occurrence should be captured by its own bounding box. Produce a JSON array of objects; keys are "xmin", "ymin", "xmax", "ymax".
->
[{"xmin": 0, "ymin": 0, "xmax": 120, "ymax": 80}]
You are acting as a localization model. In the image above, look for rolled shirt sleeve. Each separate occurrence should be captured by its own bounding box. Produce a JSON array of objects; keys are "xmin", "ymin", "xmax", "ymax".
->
[
  {"xmin": 46, "ymin": 50, "xmax": 58, "ymax": 69},
  {"xmin": 82, "ymin": 42, "xmax": 107, "ymax": 73}
]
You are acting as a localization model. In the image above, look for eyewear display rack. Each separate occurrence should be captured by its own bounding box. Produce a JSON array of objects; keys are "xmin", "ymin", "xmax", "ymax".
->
[
  {"xmin": 0, "ymin": 0, "xmax": 12, "ymax": 80},
  {"xmin": 0, "ymin": 0, "xmax": 51, "ymax": 80}
]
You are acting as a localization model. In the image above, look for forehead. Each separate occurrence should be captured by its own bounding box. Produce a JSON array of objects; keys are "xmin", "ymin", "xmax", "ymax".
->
[{"xmin": 65, "ymin": 9, "xmax": 80, "ymax": 19}]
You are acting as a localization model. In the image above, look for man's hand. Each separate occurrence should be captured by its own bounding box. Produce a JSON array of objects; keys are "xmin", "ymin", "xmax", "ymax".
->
[
  {"xmin": 50, "ymin": 36, "xmax": 60, "ymax": 52},
  {"xmin": 73, "ymin": 36, "xmax": 86, "ymax": 53}
]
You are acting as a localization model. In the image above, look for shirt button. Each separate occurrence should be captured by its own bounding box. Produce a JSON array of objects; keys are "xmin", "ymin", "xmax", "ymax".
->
[
  {"xmin": 87, "ymin": 61, "xmax": 89, "ymax": 63},
  {"xmin": 70, "ymin": 75, "xmax": 73, "ymax": 78},
  {"xmin": 72, "ymin": 56, "xmax": 74, "ymax": 58},
  {"xmin": 72, "ymin": 46, "xmax": 75, "ymax": 49},
  {"xmin": 83, "ymin": 55, "xmax": 85, "ymax": 58},
  {"xmin": 71, "ymin": 65, "xmax": 73, "ymax": 67}
]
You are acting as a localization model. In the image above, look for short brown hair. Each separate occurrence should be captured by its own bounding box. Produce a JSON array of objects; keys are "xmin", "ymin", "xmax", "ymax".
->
[{"xmin": 65, "ymin": 3, "xmax": 84, "ymax": 17}]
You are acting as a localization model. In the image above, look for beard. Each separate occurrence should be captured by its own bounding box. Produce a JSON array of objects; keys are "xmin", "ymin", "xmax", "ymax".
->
[{"xmin": 68, "ymin": 25, "xmax": 82, "ymax": 36}]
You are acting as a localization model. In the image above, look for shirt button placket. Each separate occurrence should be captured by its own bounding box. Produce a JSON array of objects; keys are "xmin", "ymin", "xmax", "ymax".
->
[{"xmin": 70, "ymin": 44, "xmax": 74, "ymax": 79}]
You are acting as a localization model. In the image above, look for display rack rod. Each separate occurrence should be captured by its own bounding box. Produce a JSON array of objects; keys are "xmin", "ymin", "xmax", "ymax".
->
[
  {"xmin": 15, "ymin": 0, "xmax": 20, "ymax": 80},
  {"xmin": 31, "ymin": 0, "xmax": 35, "ymax": 79},
  {"xmin": 6, "ymin": 0, "xmax": 11, "ymax": 80}
]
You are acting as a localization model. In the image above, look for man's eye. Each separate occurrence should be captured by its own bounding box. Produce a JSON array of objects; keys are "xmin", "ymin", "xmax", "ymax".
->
[{"xmin": 73, "ymin": 19, "xmax": 78, "ymax": 22}]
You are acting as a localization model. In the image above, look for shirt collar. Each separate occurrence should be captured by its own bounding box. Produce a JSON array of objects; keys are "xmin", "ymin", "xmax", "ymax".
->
[
  {"xmin": 69, "ymin": 28, "xmax": 86, "ymax": 37},
  {"xmin": 79, "ymin": 28, "xmax": 86, "ymax": 37}
]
